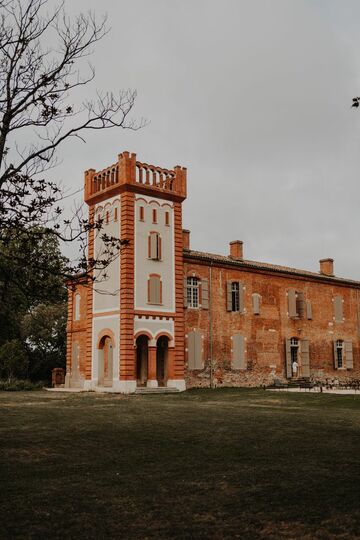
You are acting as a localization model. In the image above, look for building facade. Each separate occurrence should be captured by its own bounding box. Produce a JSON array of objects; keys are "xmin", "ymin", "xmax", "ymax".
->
[{"xmin": 66, "ymin": 151, "xmax": 360, "ymax": 392}]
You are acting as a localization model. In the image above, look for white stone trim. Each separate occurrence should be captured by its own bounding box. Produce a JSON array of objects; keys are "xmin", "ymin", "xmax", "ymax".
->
[{"xmin": 167, "ymin": 379, "xmax": 186, "ymax": 392}]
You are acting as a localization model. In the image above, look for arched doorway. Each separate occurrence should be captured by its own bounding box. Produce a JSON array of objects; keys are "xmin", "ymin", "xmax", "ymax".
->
[
  {"xmin": 98, "ymin": 335, "xmax": 114, "ymax": 387},
  {"xmin": 156, "ymin": 336, "xmax": 169, "ymax": 387},
  {"xmin": 136, "ymin": 335, "xmax": 149, "ymax": 387}
]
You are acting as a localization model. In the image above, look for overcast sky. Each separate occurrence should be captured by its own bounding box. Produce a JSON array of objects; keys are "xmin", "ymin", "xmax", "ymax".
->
[{"xmin": 52, "ymin": 0, "xmax": 360, "ymax": 279}]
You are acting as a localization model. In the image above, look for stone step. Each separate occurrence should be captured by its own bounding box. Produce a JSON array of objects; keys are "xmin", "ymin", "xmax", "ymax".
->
[{"xmin": 135, "ymin": 387, "xmax": 180, "ymax": 394}]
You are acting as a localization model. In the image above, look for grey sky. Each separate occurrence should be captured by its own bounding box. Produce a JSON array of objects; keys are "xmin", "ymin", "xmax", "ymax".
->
[{"xmin": 53, "ymin": 0, "xmax": 360, "ymax": 279}]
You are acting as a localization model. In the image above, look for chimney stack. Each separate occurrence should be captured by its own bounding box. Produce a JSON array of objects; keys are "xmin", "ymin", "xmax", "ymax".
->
[
  {"xmin": 229, "ymin": 240, "xmax": 243, "ymax": 260},
  {"xmin": 183, "ymin": 229, "xmax": 190, "ymax": 250},
  {"xmin": 319, "ymin": 258, "xmax": 334, "ymax": 276}
]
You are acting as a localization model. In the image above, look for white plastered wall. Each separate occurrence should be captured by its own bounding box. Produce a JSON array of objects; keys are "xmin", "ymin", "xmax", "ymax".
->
[
  {"xmin": 134, "ymin": 316, "xmax": 174, "ymax": 345},
  {"xmin": 134, "ymin": 195, "xmax": 175, "ymax": 312},
  {"xmin": 93, "ymin": 196, "xmax": 121, "ymax": 313},
  {"xmin": 91, "ymin": 314, "xmax": 120, "ymax": 385}
]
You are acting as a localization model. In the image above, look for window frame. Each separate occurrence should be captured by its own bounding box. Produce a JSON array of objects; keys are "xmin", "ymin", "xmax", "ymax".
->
[{"xmin": 187, "ymin": 277, "xmax": 199, "ymax": 308}]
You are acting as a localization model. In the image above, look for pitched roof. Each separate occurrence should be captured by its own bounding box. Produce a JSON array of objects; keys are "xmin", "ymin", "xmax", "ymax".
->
[{"xmin": 183, "ymin": 249, "xmax": 360, "ymax": 287}]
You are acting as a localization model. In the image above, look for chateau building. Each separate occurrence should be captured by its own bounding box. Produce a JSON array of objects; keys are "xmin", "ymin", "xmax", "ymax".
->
[{"xmin": 66, "ymin": 151, "xmax": 360, "ymax": 392}]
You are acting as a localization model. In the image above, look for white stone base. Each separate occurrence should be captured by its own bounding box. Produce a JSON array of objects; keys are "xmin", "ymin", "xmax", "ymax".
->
[
  {"xmin": 112, "ymin": 380, "xmax": 137, "ymax": 393},
  {"xmin": 167, "ymin": 379, "xmax": 186, "ymax": 392},
  {"xmin": 83, "ymin": 380, "xmax": 94, "ymax": 391},
  {"xmin": 146, "ymin": 379, "xmax": 158, "ymax": 388}
]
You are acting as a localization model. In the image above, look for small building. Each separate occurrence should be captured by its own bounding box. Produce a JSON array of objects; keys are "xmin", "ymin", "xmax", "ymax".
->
[{"xmin": 66, "ymin": 151, "xmax": 360, "ymax": 392}]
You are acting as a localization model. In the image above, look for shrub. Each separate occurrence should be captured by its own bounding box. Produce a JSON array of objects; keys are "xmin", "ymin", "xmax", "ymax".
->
[{"xmin": 0, "ymin": 379, "xmax": 45, "ymax": 391}]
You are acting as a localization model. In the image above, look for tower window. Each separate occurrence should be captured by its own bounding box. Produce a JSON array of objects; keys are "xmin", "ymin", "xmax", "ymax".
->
[
  {"xmin": 187, "ymin": 277, "xmax": 199, "ymax": 308},
  {"xmin": 148, "ymin": 232, "xmax": 161, "ymax": 260},
  {"xmin": 139, "ymin": 206, "xmax": 144, "ymax": 221},
  {"xmin": 114, "ymin": 207, "xmax": 118, "ymax": 222},
  {"xmin": 148, "ymin": 274, "xmax": 162, "ymax": 304},
  {"xmin": 165, "ymin": 211, "xmax": 170, "ymax": 226},
  {"xmin": 152, "ymin": 208, "xmax": 157, "ymax": 223}
]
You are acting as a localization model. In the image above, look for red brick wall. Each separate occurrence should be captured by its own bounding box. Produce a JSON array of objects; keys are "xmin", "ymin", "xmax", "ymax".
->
[
  {"xmin": 184, "ymin": 259, "xmax": 360, "ymax": 388},
  {"xmin": 66, "ymin": 281, "xmax": 88, "ymax": 378}
]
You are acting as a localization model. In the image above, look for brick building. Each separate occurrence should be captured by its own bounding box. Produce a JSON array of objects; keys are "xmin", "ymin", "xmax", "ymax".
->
[{"xmin": 66, "ymin": 151, "xmax": 360, "ymax": 392}]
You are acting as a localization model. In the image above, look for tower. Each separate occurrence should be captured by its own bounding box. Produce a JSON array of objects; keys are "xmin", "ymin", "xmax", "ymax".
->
[{"xmin": 66, "ymin": 151, "xmax": 187, "ymax": 392}]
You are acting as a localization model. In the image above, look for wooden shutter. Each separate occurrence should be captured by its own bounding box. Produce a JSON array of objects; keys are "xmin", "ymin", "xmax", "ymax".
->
[
  {"xmin": 345, "ymin": 341, "xmax": 353, "ymax": 369},
  {"xmin": 334, "ymin": 296, "xmax": 343, "ymax": 322},
  {"xmin": 188, "ymin": 330, "xmax": 202, "ymax": 369},
  {"xmin": 306, "ymin": 300, "xmax": 312, "ymax": 320},
  {"xmin": 226, "ymin": 281, "xmax": 232, "ymax": 311},
  {"xmin": 201, "ymin": 279, "xmax": 209, "ymax": 309},
  {"xmin": 288, "ymin": 289, "xmax": 297, "ymax": 318},
  {"xmin": 158, "ymin": 236, "xmax": 162, "ymax": 260},
  {"xmin": 297, "ymin": 292, "xmax": 306, "ymax": 319},
  {"xmin": 184, "ymin": 278, "xmax": 188, "ymax": 307},
  {"xmin": 239, "ymin": 282, "xmax": 244, "ymax": 313},
  {"xmin": 149, "ymin": 232, "xmax": 158, "ymax": 260},
  {"xmin": 232, "ymin": 334, "xmax": 246, "ymax": 369},
  {"xmin": 300, "ymin": 339, "xmax": 310, "ymax": 377},
  {"xmin": 285, "ymin": 338, "xmax": 292, "ymax": 378},
  {"xmin": 252, "ymin": 293, "xmax": 260, "ymax": 315},
  {"xmin": 149, "ymin": 275, "xmax": 160, "ymax": 304},
  {"xmin": 333, "ymin": 340, "xmax": 338, "ymax": 369}
]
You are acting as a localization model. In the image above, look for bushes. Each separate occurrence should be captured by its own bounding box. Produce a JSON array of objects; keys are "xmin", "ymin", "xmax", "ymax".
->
[{"xmin": 0, "ymin": 379, "xmax": 45, "ymax": 391}]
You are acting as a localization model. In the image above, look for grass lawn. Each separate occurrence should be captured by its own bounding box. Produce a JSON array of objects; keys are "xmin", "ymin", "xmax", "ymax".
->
[{"xmin": 1, "ymin": 389, "xmax": 360, "ymax": 539}]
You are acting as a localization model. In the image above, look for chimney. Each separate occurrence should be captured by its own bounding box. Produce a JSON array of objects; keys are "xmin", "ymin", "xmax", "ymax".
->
[
  {"xmin": 319, "ymin": 258, "xmax": 334, "ymax": 276},
  {"xmin": 183, "ymin": 229, "xmax": 190, "ymax": 250},
  {"xmin": 229, "ymin": 240, "xmax": 243, "ymax": 260}
]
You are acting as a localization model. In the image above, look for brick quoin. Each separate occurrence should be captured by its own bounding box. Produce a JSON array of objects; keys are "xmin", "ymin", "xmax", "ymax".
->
[{"xmin": 66, "ymin": 152, "xmax": 360, "ymax": 392}]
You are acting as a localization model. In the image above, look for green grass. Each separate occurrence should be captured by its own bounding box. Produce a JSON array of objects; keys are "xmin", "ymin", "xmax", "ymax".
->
[{"xmin": 1, "ymin": 388, "xmax": 360, "ymax": 539}]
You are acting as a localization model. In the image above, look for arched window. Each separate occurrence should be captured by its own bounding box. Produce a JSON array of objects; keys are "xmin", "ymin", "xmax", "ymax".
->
[
  {"xmin": 148, "ymin": 232, "xmax": 161, "ymax": 260},
  {"xmin": 148, "ymin": 274, "xmax": 162, "ymax": 304},
  {"xmin": 152, "ymin": 208, "xmax": 157, "ymax": 223},
  {"xmin": 187, "ymin": 277, "xmax": 199, "ymax": 308},
  {"xmin": 139, "ymin": 206, "xmax": 144, "ymax": 221},
  {"xmin": 74, "ymin": 294, "xmax": 81, "ymax": 321},
  {"xmin": 165, "ymin": 211, "xmax": 170, "ymax": 226}
]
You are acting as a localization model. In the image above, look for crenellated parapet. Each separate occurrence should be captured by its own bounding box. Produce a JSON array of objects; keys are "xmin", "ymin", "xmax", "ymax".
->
[{"xmin": 84, "ymin": 151, "xmax": 187, "ymax": 204}]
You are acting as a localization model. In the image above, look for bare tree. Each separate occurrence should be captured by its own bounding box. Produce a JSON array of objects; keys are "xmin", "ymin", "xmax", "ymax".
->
[{"xmin": 0, "ymin": 0, "xmax": 142, "ymax": 278}]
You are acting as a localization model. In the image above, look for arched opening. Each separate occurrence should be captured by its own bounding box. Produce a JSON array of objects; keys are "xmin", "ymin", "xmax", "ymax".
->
[
  {"xmin": 98, "ymin": 335, "xmax": 114, "ymax": 387},
  {"xmin": 156, "ymin": 336, "xmax": 169, "ymax": 387},
  {"xmin": 136, "ymin": 335, "xmax": 149, "ymax": 387}
]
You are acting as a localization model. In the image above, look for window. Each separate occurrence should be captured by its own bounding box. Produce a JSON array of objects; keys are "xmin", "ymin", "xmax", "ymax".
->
[
  {"xmin": 252, "ymin": 293, "xmax": 261, "ymax": 315},
  {"xmin": 148, "ymin": 232, "xmax": 161, "ymax": 260},
  {"xmin": 106, "ymin": 211, "xmax": 109, "ymax": 224},
  {"xmin": 226, "ymin": 281, "xmax": 244, "ymax": 312},
  {"xmin": 152, "ymin": 208, "xmax": 157, "ymax": 223},
  {"xmin": 74, "ymin": 294, "xmax": 81, "ymax": 321},
  {"xmin": 148, "ymin": 274, "xmax": 162, "ymax": 304},
  {"xmin": 187, "ymin": 277, "xmax": 199, "ymax": 308},
  {"xmin": 336, "ymin": 340, "xmax": 343, "ymax": 368},
  {"xmin": 187, "ymin": 329, "xmax": 202, "ymax": 369},
  {"xmin": 334, "ymin": 296, "xmax": 344, "ymax": 323},
  {"xmin": 139, "ymin": 206, "xmax": 144, "ymax": 221},
  {"xmin": 232, "ymin": 334, "xmax": 246, "ymax": 369},
  {"xmin": 165, "ymin": 211, "xmax": 170, "ymax": 226},
  {"xmin": 288, "ymin": 290, "xmax": 305, "ymax": 319},
  {"xmin": 114, "ymin": 207, "xmax": 118, "ymax": 221},
  {"xmin": 231, "ymin": 282, "xmax": 239, "ymax": 311},
  {"xmin": 290, "ymin": 337, "xmax": 299, "ymax": 365}
]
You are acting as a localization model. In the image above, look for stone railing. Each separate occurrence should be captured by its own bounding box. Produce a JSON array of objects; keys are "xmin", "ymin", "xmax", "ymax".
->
[{"xmin": 84, "ymin": 151, "xmax": 187, "ymax": 201}]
